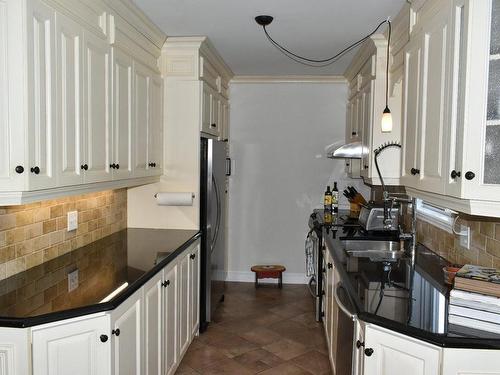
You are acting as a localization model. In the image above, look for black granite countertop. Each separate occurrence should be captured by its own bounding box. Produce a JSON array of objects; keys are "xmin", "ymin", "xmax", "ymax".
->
[
  {"xmin": 0, "ymin": 228, "xmax": 200, "ymax": 328},
  {"xmin": 322, "ymin": 221, "xmax": 500, "ymax": 349}
]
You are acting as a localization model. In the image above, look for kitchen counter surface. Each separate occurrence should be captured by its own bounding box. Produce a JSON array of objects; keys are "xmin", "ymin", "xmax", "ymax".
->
[
  {"xmin": 0, "ymin": 228, "xmax": 200, "ymax": 328},
  {"xmin": 315, "ymin": 210, "xmax": 500, "ymax": 349}
]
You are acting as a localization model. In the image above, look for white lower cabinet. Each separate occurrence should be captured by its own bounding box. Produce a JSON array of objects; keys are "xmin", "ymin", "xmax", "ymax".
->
[
  {"xmin": 361, "ymin": 324, "xmax": 441, "ymax": 375},
  {"xmin": 111, "ymin": 291, "xmax": 142, "ymax": 375},
  {"xmin": 32, "ymin": 315, "xmax": 111, "ymax": 375},
  {"xmin": 163, "ymin": 264, "xmax": 179, "ymax": 375},
  {"xmin": 30, "ymin": 239, "xmax": 200, "ymax": 375},
  {"xmin": 442, "ymin": 348, "xmax": 500, "ymax": 375}
]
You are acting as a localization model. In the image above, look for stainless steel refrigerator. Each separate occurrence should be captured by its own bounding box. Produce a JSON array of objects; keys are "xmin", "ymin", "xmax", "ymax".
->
[{"xmin": 200, "ymin": 137, "xmax": 228, "ymax": 331}]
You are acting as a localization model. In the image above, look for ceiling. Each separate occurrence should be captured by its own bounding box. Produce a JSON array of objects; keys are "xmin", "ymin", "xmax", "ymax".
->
[{"xmin": 133, "ymin": 0, "xmax": 406, "ymax": 76}]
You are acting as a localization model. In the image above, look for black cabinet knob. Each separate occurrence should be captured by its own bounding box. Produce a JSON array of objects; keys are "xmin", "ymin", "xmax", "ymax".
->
[
  {"xmin": 352, "ymin": 131, "xmax": 357, "ymax": 136},
  {"xmin": 451, "ymin": 170, "xmax": 461, "ymax": 179},
  {"xmin": 364, "ymin": 165, "xmax": 369, "ymax": 169},
  {"xmin": 110, "ymin": 163, "xmax": 116, "ymax": 169},
  {"xmin": 153, "ymin": 163, "xmax": 156, "ymax": 167},
  {"xmin": 100, "ymin": 334, "xmax": 108, "ymax": 343},
  {"xmin": 148, "ymin": 162, "xmax": 153, "ymax": 167},
  {"xmin": 211, "ymin": 123, "xmax": 217, "ymax": 128},
  {"xmin": 410, "ymin": 168, "xmax": 420, "ymax": 175},
  {"xmin": 162, "ymin": 280, "xmax": 170, "ymax": 287},
  {"xmin": 15, "ymin": 166, "xmax": 24, "ymax": 174},
  {"xmin": 327, "ymin": 263, "xmax": 333, "ymax": 269},
  {"xmin": 356, "ymin": 340, "xmax": 365, "ymax": 349},
  {"xmin": 30, "ymin": 166, "xmax": 40, "ymax": 174},
  {"xmin": 81, "ymin": 164, "xmax": 88, "ymax": 171},
  {"xmin": 465, "ymin": 171, "xmax": 475, "ymax": 180},
  {"xmin": 115, "ymin": 164, "xmax": 119, "ymax": 170},
  {"xmin": 112, "ymin": 328, "xmax": 120, "ymax": 336},
  {"xmin": 364, "ymin": 348, "xmax": 374, "ymax": 356},
  {"xmin": 346, "ymin": 163, "xmax": 350, "ymax": 167},
  {"xmin": 190, "ymin": 253, "xmax": 196, "ymax": 260}
]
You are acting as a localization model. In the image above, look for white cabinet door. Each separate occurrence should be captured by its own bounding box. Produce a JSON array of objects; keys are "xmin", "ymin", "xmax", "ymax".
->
[
  {"xmin": 0, "ymin": 0, "xmax": 24, "ymax": 191},
  {"xmin": 144, "ymin": 272, "xmax": 162, "ymax": 375},
  {"xmin": 133, "ymin": 61, "xmax": 150, "ymax": 177},
  {"xmin": 32, "ymin": 315, "xmax": 110, "ymax": 375},
  {"xmin": 401, "ymin": 35, "xmax": 423, "ymax": 188},
  {"xmin": 417, "ymin": 8, "xmax": 451, "ymax": 194},
  {"xmin": 146, "ymin": 73, "xmax": 163, "ymax": 176},
  {"xmin": 163, "ymin": 264, "xmax": 178, "ymax": 375},
  {"xmin": 178, "ymin": 251, "xmax": 191, "ymax": 356},
  {"xmin": 353, "ymin": 320, "xmax": 365, "ymax": 375},
  {"xmin": 220, "ymin": 98, "xmax": 229, "ymax": 141},
  {"xmin": 189, "ymin": 244, "xmax": 200, "ymax": 337},
  {"xmin": 442, "ymin": 348, "xmax": 500, "ymax": 374},
  {"xmin": 201, "ymin": 84, "xmax": 219, "ymax": 136},
  {"xmin": 82, "ymin": 31, "xmax": 111, "ymax": 183},
  {"xmin": 112, "ymin": 47, "xmax": 134, "ymax": 180},
  {"xmin": 363, "ymin": 324, "xmax": 441, "ymax": 375},
  {"xmin": 26, "ymin": 0, "xmax": 57, "ymax": 190},
  {"xmin": 111, "ymin": 293, "xmax": 142, "ymax": 375},
  {"xmin": 55, "ymin": 12, "xmax": 84, "ymax": 187}
]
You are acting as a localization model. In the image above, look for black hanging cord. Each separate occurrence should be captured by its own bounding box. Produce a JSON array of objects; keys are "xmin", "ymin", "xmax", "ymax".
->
[
  {"xmin": 385, "ymin": 21, "xmax": 392, "ymax": 107},
  {"xmin": 261, "ymin": 19, "xmax": 391, "ymax": 68}
]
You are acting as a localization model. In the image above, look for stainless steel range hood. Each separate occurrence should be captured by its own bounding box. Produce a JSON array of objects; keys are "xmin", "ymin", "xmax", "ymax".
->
[{"xmin": 326, "ymin": 141, "xmax": 368, "ymax": 159}]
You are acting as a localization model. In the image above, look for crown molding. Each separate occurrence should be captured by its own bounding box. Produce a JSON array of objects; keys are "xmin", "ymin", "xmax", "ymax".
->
[{"xmin": 230, "ymin": 75, "xmax": 346, "ymax": 84}]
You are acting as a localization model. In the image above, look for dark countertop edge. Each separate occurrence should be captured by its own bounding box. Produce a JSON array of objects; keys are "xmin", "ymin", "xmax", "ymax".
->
[
  {"xmin": 323, "ymin": 228, "xmax": 500, "ymax": 350},
  {"xmin": 0, "ymin": 231, "xmax": 201, "ymax": 329}
]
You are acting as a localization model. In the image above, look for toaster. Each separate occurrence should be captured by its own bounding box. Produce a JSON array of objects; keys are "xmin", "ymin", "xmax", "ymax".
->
[{"xmin": 359, "ymin": 205, "xmax": 400, "ymax": 231}]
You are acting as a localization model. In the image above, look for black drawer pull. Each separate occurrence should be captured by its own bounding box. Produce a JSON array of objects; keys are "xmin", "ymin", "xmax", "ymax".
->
[
  {"xmin": 364, "ymin": 348, "xmax": 374, "ymax": 356},
  {"xmin": 162, "ymin": 280, "xmax": 170, "ymax": 287},
  {"xmin": 410, "ymin": 168, "xmax": 420, "ymax": 175},
  {"xmin": 110, "ymin": 163, "xmax": 116, "ymax": 169},
  {"xmin": 81, "ymin": 164, "xmax": 88, "ymax": 171},
  {"xmin": 15, "ymin": 166, "xmax": 24, "ymax": 174},
  {"xmin": 356, "ymin": 340, "xmax": 365, "ymax": 349},
  {"xmin": 211, "ymin": 123, "xmax": 217, "ymax": 128},
  {"xmin": 30, "ymin": 166, "xmax": 40, "ymax": 174},
  {"xmin": 451, "ymin": 170, "xmax": 461, "ymax": 179},
  {"xmin": 352, "ymin": 131, "xmax": 357, "ymax": 136},
  {"xmin": 100, "ymin": 334, "xmax": 108, "ymax": 343},
  {"xmin": 327, "ymin": 263, "xmax": 333, "ymax": 269},
  {"xmin": 190, "ymin": 253, "xmax": 196, "ymax": 260},
  {"xmin": 112, "ymin": 328, "xmax": 120, "ymax": 336}
]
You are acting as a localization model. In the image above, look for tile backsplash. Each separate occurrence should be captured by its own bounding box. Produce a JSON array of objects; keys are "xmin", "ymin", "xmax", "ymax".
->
[
  {"xmin": 417, "ymin": 216, "xmax": 500, "ymax": 269},
  {"xmin": 0, "ymin": 189, "xmax": 127, "ymax": 280}
]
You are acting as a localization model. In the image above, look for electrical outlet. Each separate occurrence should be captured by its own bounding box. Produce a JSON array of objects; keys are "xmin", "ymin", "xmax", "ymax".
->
[
  {"xmin": 68, "ymin": 269, "xmax": 79, "ymax": 292},
  {"xmin": 460, "ymin": 224, "xmax": 470, "ymax": 249},
  {"xmin": 67, "ymin": 211, "xmax": 78, "ymax": 231}
]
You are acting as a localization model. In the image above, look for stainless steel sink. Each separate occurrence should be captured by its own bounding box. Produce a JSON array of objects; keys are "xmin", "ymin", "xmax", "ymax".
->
[{"xmin": 342, "ymin": 240, "xmax": 405, "ymax": 262}]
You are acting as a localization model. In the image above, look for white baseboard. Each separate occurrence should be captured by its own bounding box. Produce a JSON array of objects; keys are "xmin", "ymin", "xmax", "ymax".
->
[{"xmin": 225, "ymin": 271, "xmax": 308, "ymax": 285}]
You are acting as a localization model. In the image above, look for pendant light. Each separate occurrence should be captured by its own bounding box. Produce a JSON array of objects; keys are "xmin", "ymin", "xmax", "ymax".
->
[{"xmin": 381, "ymin": 21, "xmax": 393, "ymax": 133}]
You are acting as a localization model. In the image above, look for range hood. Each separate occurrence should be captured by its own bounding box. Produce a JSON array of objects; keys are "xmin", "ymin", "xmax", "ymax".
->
[{"xmin": 326, "ymin": 141, "xmax": 368, "ymax": 159}]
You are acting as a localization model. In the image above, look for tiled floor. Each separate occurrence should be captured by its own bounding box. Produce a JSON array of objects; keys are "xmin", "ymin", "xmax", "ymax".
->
[{"xmin": 177, "ymin": 282, "xmax": 332, "ymax": 374}]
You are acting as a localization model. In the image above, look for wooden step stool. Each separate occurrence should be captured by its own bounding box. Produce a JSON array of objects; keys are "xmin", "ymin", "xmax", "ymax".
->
[{"xmin": 251, "ymin": 265, "xmax": 286, "ymax": 288}]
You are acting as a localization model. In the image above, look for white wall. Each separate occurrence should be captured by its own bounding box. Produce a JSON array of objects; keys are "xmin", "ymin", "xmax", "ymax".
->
[{"xmin": 227, "ymin": 81, "xmax": 370, "ymax": 284}]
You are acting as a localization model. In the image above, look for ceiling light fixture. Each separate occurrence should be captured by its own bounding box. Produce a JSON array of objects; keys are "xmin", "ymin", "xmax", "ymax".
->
[{"xmin": 255, "ymin": 15, "xmax": 393, "ymax": 132}]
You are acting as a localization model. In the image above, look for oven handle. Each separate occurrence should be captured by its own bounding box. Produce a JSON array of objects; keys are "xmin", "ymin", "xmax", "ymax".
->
[{"xmin": 334, "ymin": 283, "xmax": 357, "ymax": 321}]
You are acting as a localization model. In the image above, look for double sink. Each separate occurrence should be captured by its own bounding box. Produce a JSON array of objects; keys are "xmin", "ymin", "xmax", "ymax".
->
[{"xmin": 342, "ymin": 239, "xmax": 405, "ymax": 262}]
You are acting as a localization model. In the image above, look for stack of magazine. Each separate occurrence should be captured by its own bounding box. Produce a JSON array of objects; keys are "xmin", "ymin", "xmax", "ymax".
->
[{"xmin": 449, "ymin": 264, "xmax": 500, "ymax": 335}]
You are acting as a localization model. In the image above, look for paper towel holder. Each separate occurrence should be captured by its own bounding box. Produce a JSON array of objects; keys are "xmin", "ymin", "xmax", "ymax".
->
[{"xmin": 153, "ymin": 193, "xmax": 195, "ymax": 199}]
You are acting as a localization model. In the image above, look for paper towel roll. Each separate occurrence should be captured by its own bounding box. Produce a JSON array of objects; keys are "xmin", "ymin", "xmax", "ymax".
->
[{"xmin": 155, "ymin": 192, "xmax": 194, "ymax": 206}]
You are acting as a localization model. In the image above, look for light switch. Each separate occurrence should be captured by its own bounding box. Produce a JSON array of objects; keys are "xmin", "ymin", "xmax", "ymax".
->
[
  {"xmin": 67, "ymin": 211, "xmax": 78, "ymax": 231},
  {"xmin": 68, "ymin": 269, "xmax": 79, "ymax": 292}
]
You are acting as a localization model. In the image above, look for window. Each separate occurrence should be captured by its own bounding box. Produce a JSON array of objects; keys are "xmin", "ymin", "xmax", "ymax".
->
[{"xmin": 415, "ymin": 199, "xmax": 455, "ymax": 233}]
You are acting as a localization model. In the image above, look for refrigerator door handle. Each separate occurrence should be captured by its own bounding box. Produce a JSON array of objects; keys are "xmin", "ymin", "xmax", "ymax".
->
[
  {"xmin": 225, "ymin": 158, "xmax": 232, "ymax": 176},
  {"xmin": 211, "ymin": 174, "xmax": 222, "ymax": 252}
]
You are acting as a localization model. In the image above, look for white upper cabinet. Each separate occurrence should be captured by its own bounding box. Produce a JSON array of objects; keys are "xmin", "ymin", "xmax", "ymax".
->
[
  {"xmin": 82, "ymin": 30, "xmax": 112, "ymax": 183},
  {"xmin": 0, "ymin": 0, "xmax": 165, "ymax": 204},
  {"xmin": 344, "ymin": 32, "xmax": 404, "ymax": 186},
  {"xmin": 403, "ymin": 0, "xmax": 500, "ymax": 216},
  {"xmin": 112, "ymin": 47, "xmax": 134, "ymax": 180},
  {"xmin": 55, "ymin": 12, "xmax": 84, "ymax": 187},
  {"xmin": 26, "ymin": 0, "xmax": 57, "ymax": 190}
]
